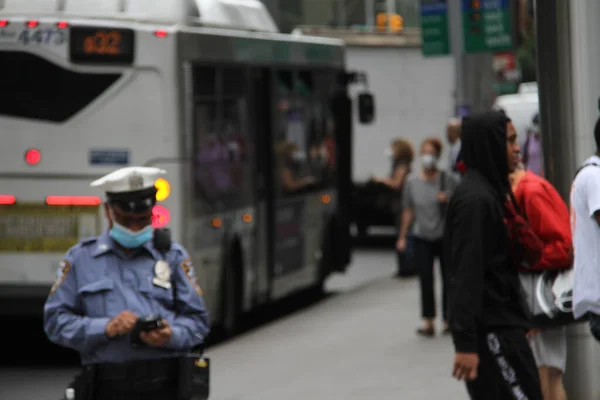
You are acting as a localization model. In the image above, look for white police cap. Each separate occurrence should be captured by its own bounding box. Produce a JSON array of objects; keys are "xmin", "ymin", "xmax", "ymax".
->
[
  {"xmin": 90, "ymin": 166, "xmax": 166, "ymax": 193},
  {"xmin": 90, "ymin": 167, "xmax": 166, "ymax": 213}
]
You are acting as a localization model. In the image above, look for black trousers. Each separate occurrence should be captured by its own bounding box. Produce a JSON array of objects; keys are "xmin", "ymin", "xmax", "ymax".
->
[
  {"xmin": 413, "ymin": 237, "xmax": 447, "ymax": 320},
  {"xmin": 396, "ymin": 235, "xmax": 417, "ymax": 277},
  {"xmin": 466, "ymin": 329, "xmax": 543, "ymax": 400},
  {"xmin": 395, "ymin": 217, "xmax": 416, "ymax": 277}
]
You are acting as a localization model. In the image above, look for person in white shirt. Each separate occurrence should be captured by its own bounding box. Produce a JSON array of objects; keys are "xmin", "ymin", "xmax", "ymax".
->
[{"xmin": 570, "ymin": 117, "xmax": 600, "ymax": 341}]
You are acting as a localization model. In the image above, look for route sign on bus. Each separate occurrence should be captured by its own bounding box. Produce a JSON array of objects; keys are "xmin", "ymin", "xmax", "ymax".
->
[{"xmin": 70, "ymin": 27, "xmax": 135, "ymax": 64}]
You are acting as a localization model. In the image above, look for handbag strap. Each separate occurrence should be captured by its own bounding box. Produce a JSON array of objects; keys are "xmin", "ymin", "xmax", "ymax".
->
[{"xmin": 575, "ymin": 162, "xmax": 600, "ymax": 178}]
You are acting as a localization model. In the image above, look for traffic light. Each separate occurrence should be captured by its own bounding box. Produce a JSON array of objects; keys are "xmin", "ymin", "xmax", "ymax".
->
[
  {"xmin": 375, "ymin": 12, "xmax": 403, "ymax": 33},
  {"xmin": 468, "ymin": 0, "xmax": 482, "ymax": 35},
  {"xmin": 389, "ymin": 14, "xmax": 403, "ymax": 32}
]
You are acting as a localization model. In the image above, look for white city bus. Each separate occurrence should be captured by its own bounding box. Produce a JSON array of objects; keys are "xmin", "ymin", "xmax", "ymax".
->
[{"xmin": 0, "ymin": 0, "xmax": 373, "ymax": 334}]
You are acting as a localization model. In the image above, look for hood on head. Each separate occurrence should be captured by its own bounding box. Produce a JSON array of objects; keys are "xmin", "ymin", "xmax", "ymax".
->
[{"xmin": 459, "ymin": 110, "xmax": 511, "ymax": 199}]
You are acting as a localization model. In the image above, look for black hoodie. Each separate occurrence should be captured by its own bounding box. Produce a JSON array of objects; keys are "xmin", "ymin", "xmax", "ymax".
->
[{"xmin": 444, "ymin": 111, "xmax": 530, "ymax": 354}]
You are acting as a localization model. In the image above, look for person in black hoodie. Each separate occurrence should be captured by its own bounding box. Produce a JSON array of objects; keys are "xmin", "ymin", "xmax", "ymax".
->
[{"xmin": 444, "ymin": 111, "xmax": 543, "ymax": 400}]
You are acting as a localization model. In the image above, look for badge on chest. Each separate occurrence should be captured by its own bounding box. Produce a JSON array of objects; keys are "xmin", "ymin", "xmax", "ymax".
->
[{"xmin": 153, "ymin": 260, "xmax": 172, "ymax": 289}]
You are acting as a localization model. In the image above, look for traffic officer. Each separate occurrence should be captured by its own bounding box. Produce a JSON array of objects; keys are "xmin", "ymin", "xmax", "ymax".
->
[{"xmin": 43, "ymin": 166, "xmax": 210, "ymax": 400}]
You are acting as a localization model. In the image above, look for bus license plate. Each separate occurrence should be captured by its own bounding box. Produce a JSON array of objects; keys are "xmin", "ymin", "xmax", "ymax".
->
[{"xmin": 0, "ymin": 204, "xmax": 99, "ymax": 253}]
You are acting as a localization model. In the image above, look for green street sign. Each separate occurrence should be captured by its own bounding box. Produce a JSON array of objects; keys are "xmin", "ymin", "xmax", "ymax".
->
[
  {"xmin": 420, "ymin": 0, "xmax": 450, "ymax": 57},
  {"xmin": 463, "ymin": 0, "xmax": 513, "ymax": 53}
]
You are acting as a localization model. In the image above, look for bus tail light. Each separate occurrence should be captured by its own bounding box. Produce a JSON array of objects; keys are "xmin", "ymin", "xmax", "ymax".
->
[
  {"xmin": 0, "ymin": 195, "xmax": 16, "ymax": 205},
  {"xmin": 57, "ymin": 21, "xmax": 69, "ymax": 29},
  {"xmin": 154, "ymin": 30, "xmax": 168, "ymax": 38},
  {"xmin": 46, "ymin": 196, "xmax": 102, "ymax": 206},
  {"xmin": 0, "ymin": 20, "xmax": 9, "ymax": 28},
  {"xmin": 25, "ymin": 148, "xmax": 41, "ymax": 165},
  {"xmin": 242, "ymin": 213, "xmax": 252, "ymax": 223},
  {"xmin": 211, "ymin": 218, "xmax": 222, "ymax": 228},
  {"xmin": 26, "ymin": 20, "xmax": 39, "ymax": 28},
  {"xmin": 152, "ymin": 205, "xmax": 170, "ymax": 228},
  {"xmin": 320, "ymin": 194, "xmax": 332, "ymax": 204},
  {"xmin": 155, "ymin": 178, "xmax": 171, "ymax": 201}
]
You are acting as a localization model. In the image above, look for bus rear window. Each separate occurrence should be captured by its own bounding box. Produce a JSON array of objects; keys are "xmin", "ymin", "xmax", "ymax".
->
[{"xmin": 0, "ymin": 51, "xmax": 121, "ymax": 123}]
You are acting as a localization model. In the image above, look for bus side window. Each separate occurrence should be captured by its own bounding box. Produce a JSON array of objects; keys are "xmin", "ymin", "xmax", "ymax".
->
[
  {"xmin": 191, "ymin": 65, "xmax": 253, "ymax": 214},
  {"xmin": 192, "ymin": 65, "xmax": 218, "ymax": 217},
  {"xmin": 193, "ymin": 66, "xmax": 216, "ymax": 96},
  {"xmin": 273, "ymin": 69, "xmax": 338, "ymax": 197},
  {"xmin": 273, "ymin": 70, "xmax": 312, "ymax": 197},
  {"xmin": 221, "ymin": 68, "xmax": 253, "ymax": 211},
  {"xmin": 311, "ymin": 70, "xmax": 337, "ymax": 188}
]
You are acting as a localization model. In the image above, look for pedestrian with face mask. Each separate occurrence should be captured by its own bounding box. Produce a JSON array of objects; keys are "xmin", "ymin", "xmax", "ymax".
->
[
  {"xmin": 43, "ymin": 166, "xmax": 210, "ymax": 400},
  {"xmin": 398, "ymin": 137, "xmax": 459, "ymax": 336}
]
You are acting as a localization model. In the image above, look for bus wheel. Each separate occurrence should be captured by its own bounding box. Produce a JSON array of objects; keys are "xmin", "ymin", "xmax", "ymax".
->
[{"xmin": 221, "ymin": 240, "xmax": 243, "ymax": 338}]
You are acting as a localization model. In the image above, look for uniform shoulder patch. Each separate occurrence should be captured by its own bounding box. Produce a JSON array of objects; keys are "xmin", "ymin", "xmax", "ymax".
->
[
  {"xmin": 180, "ymin": 258, "xmax": 203, "ymax": 296},
  {"xmin": 49, "ymin": 260, "xmax": 72, "ymax": 296}
]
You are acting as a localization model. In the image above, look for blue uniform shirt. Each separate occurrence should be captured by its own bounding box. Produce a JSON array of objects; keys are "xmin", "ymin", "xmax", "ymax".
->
[{"xmin": 43, "ymin": 230, "xmax": 210, "ymax": 365}]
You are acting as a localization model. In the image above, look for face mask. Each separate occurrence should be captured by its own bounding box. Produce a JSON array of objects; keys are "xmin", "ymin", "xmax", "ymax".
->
[
  {"xmin": 421, "ymin": 154, "xmax": 437, "ymax": 169},
  {"xmin": 110, "ymin": 221, "xmax": 154, "ymax": 249}
]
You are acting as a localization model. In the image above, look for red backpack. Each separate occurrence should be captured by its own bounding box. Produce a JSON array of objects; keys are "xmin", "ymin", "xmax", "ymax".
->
[{"xmin": 504, "ymin": 196, "xmax": 544, "ymax": 269}]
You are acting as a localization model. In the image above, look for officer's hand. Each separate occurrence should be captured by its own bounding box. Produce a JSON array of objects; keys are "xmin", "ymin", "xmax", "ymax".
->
[
  {"xmin": 452, "ymin": 352, "xmax": 479, "ymax": 381},
  {"xmin": 140, "ymin": 320, "xmax": 172, "ymax": 347},
  {"xmin": 105, "ymin": 311, "xmax": 138, "ymax": 338}
]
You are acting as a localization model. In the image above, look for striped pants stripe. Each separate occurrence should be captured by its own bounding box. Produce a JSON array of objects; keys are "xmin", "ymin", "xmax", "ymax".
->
[{"xmin": 466, "ymin": 330, "xmax": 542, "ymax": 400}]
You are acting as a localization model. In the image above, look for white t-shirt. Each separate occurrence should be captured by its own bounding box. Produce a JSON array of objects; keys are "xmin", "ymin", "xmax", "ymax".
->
[{"xmin": 571, "ymin": 155, "xmax": 600, "ymax": 318}]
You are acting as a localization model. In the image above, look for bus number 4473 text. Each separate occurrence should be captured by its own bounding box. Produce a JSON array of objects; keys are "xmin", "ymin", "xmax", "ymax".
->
[{"xmin": 18, "ymin": 29, "xmax": 65, "ymax": 46}]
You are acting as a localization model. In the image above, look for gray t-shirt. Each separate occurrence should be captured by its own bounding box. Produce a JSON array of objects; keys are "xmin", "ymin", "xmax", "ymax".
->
[{"xmin": 402, "ymin": 171, "xmax": 459, "ymax": 241}]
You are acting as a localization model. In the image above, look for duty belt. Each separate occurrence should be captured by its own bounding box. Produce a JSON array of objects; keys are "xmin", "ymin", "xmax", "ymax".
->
[{"xmin": 93, "ymin": 358, "xmax": 179, "ymax": 392}]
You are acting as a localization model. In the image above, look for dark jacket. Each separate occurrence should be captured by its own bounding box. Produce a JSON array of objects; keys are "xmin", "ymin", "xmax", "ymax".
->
[{"xmin": 444, "ymin": 111, "xmax": 530, "ymax": 354}]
